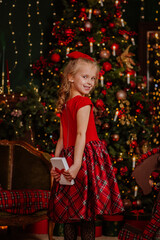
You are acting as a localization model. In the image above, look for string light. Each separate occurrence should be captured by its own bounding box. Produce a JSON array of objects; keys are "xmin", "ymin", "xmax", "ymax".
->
[
  {"xmin": 36, "ymin": 1, "xmax": 44, "ymax": 56},
  {"xmin": 155, "ymin": 1, "xmax": 160, "ymax": 22},
  {"xmin": 8, "ymin": 0, "xmax": 18, "ymax": 76},
  {"xmin": 140, "ymin": 0, "xmax": 145, "ymax": 20},
  {"xmin": 27, "ymin": 1, "xmax": 33, "ymax": 81},
  {"xmin": 121, "ymin": 0, "xmax": 127, "ymax": 14}
]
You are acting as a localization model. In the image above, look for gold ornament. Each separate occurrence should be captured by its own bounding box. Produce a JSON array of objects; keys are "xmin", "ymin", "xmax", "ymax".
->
[{"xmin": 117, "ymin": 45, "xmax": 135, "ymax": 71}]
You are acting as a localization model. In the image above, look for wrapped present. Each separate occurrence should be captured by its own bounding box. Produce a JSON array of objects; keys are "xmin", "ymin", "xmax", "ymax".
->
[
  {"xmin": 102, "ymin": 214, "xmax": 124, "ymax": 236},
  {"xmin": 124, "ymin": 211, "xmax": 151, "ymax": 232}
]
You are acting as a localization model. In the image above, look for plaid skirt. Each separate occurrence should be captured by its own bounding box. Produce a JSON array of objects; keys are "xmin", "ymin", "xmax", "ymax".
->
[{"xmin": 48, "ymin": 140, "xmax": 124, "ymax": 223}]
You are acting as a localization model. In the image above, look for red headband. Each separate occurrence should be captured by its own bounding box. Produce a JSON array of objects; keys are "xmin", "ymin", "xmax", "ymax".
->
[{"xmin": 67, "ymin": 51, "xmax": 95, "ymax": 62}]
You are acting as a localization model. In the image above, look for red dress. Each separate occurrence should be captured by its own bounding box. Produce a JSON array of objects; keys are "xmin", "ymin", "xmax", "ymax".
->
[{"xmin": 48, "ymin": 95, "xmax": 124, "ymax": 223}]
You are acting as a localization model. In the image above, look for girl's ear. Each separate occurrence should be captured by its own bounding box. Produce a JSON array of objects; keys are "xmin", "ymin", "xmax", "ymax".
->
[{"xmin": 68, "ymin": 74, "xmax": 74, "ymax": 83}]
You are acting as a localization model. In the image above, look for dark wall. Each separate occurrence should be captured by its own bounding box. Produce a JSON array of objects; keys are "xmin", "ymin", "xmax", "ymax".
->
[
  {"xmin": 0, "ymin": 0, "xmax": 53, "ymax": 91},
  {"xmin": 0, "ymin": 0, "xmax": 158, "ymax": 91}
]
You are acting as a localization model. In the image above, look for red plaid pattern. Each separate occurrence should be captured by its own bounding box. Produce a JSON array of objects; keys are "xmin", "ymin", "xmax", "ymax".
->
[
  {"xmin": 0, "ymin": 189, "xmax": 50, "ymax": 214},
  {"xmin": 118, "ymin": 227, "xmax": 143, "ymax": 240},
  {"xmin": 48, "ymin": 141, "xmax": 124, "ymax": 223},
  {"xmin": 142, "ymin": 200, "xmax": 160, "ymax": 239}
]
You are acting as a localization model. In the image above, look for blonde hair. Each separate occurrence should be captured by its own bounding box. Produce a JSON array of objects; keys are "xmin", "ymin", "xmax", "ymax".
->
[{"xmin": 56, "ymin": 58, "xmax": 99, "ymax": 113}]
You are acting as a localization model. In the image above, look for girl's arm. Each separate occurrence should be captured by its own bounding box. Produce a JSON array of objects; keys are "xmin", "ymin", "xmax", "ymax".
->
[
  {"xmin": 63, "ymin": 105, "xmax": 91, "ymax": 181},
  {"xmin": 51, "ymin": 121, "xmax": 63, "ymax": 182}
]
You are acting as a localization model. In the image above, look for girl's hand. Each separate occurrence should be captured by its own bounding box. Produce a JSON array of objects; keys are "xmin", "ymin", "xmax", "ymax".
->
[
  {"xmin": 63, "ymin": 164, "xmax": 81, "ymax": 181},
  {"xmin": 50, "ymin": 167, "xmax": 61, "ymax": 182}
]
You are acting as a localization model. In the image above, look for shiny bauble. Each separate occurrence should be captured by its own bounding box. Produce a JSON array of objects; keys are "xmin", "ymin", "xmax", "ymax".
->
[
  {"xmin": 111, "ymin": 133, "xmax": 120, "ymax": 142},
  {"xmin": 123, "ymin": 199, "xmax": 132, "ymax": 209},
  {"xmin": 109, "ymin": 22, "xmax": 115, "ymax": 28},
  {"xmin": 136, "ymin": 199, "xmax": 142, "ymax": 207},
  {"xmin": 101, "ymin": 28, "xmax": 106, "ymax": 33},
  {"xmin": 93, "ymin": 9, "xmax": 101, "ymax": 16},
  {"xmin": 51, "ymin": 53, "xmax": 61, "ymax": 62},
  {"xmin": 130, "ymin": 140, "xmax": 138, "ymax": 148},
  {"xmin": 130, "ymin": 80, "xmax": 136, "ymax": 88},
  {"xmin": 116, "ymin": 90, "xmax": 127, "ymax": 100},
  {"xmin": 102, "ymin": 123, "xmax": 110, "ymax": 130},
  {"xmin": 81, "ymin": 8, "xmax": 86, "ymax": 12},
  {"xmin": 100, "ymin": 49, "xmax": 110, "ymax": 59},
  {"xmin": 84, "ymin": 21, "xmax": 92, "ymax": 30},
  {"xmin": 76, "ymin": 41, "xmax": 83, "ymax": 47}
]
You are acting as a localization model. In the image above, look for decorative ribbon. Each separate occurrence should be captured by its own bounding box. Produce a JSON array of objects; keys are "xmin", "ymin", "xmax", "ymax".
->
[
  {"xmin": 131, "ymin": 209, "xmax": 144, "ymax": 220},
  {"xmin": 55, "ymin": 167, "xmax": 65, "ymax": 175}
]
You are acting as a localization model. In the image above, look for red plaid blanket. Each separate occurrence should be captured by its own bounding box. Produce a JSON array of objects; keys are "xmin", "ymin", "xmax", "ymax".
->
[{"xmin": 0, "ymin": 189, "xmax": 51, "ymax": 214}]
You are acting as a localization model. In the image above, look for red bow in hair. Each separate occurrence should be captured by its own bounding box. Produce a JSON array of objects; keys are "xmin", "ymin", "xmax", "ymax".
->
[{"xmin": 67, "ymin": 51, "xmax": 95, "ymax": 62}]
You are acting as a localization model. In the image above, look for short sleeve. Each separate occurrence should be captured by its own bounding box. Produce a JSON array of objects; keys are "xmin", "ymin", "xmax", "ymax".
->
[{"xmin": 75, "ymin": 96, "xmax": 93, "ymax": 112}]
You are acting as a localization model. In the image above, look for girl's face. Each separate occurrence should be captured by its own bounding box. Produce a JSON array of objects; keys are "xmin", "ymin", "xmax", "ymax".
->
[{"xmin": 68, "ymin": 62, "xmax": 98, "ymax": 96}]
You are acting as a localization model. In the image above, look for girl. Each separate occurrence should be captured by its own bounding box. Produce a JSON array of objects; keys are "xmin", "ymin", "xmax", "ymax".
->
[{"xmin": 48, "ymin": 51, "xmax": 124, "ymax": 240}]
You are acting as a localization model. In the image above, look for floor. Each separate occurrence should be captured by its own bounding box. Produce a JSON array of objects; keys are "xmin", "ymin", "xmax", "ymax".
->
[{"xmin": 0, "ymin": 227, "xmax": 118, "ymax": 240}]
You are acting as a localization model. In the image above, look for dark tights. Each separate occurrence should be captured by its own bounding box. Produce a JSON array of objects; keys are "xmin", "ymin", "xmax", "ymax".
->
[{"xmin": 64, "ymin": 220, "xmax": 95, "ymax": 240}]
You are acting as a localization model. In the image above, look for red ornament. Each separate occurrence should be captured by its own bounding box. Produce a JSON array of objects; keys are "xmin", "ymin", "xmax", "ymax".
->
[
  {"xmin": 95, "ymin": 99, "xmax": 105, "ymax": 110},
  {"xmin": 81, "ymin": 8, "xmax": 86, "ymax": 12},
  {"xmin": 130, "ymin": 140, "xmax": 138, "ymax": 148},
  {"xmin": 54, "ymin": 67, "xmax": 59, "ymax": 72},
  {"xmin": 103, "ymin": 62, "xmax": 112, "ymax": 71},
  {"xmin": 101, "ymin": 28, "xmax": 106, "ymax": 33},
  {"xmin": 109, "ymin": 22, "xmax": 115, "ymax": 28},
  {"xmin": 51, "ymin": 53, "xmax": 61, "ymax": 62},
  {"xmin": 113, "ymin": 167, "xmax": 118, "ymax": 175},
  {"xmin": 130, "ymin": 80, "xmax": 136, "ymax": 88},
  {"xmin": 101, "ymin": 90, "xmax": 107, "ymax": 95}
]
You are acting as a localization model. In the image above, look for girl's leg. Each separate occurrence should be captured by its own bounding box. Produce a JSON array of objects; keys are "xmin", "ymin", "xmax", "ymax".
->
[
  {"xmin": 64, "ymin": 222, "xmax": 78, "ymax": 240},
  {"xmin": 81, "ymin": 220, "xmax": 95, "ymax": 240}
]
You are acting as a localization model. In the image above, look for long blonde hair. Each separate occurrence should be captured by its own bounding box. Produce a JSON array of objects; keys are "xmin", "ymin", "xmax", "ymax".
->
[{"xmin": 56, "ymin": 58, "xmax": 99, "ymax": 113}]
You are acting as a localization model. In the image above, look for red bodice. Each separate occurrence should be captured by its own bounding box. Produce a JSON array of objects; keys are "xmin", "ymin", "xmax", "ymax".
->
[{"xmin": 60, "ymin": 95, "xmax": 99, "ymax": 149}]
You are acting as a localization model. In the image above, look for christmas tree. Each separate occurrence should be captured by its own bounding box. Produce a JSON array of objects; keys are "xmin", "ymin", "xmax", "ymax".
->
[
  {"xmin": 1, "ymin": 0, "xmax": 159, "ymax": 213},
  {"xmin": 32, "ymin": 0, "xmax": 158, "ymax": 212},
  {"xmin": 147, "ymin": 32, "xmax": 160, "ymax": 147}
]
